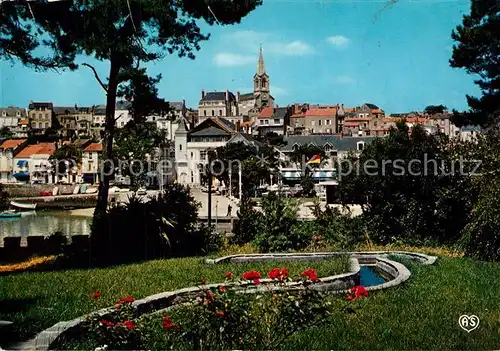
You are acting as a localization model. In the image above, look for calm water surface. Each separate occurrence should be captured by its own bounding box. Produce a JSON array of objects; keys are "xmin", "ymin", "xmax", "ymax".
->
[{"xmin": 0, "ymin": 211, "xmax": 92, "ymax": 238}]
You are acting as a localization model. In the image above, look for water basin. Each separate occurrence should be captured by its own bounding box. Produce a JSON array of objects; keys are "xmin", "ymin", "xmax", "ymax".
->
[{"xmin": 359, "ymin": 265, "xmax": 387, "ymax": 287}]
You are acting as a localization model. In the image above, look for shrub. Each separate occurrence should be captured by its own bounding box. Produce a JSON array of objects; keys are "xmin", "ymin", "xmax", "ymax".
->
[
  {"xmin": 232, "ymin": 196, "xmax": 262, "ymax": 245},
  {"xmin": 312, "ymin": 204, "xmax": 365, "ymax": 249},
  {"xmin": 87, "ymin": 184, "xmax": 211, "ymax": 266},
  {"xmin": 253, "ymin": 192, "xmax": 305, "ymax": 252}
]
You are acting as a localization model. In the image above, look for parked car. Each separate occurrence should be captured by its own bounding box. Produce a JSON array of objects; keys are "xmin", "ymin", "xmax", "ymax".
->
[{"xmin": 136, "ymin": 187, "xmax": 147, "ymax": 195}]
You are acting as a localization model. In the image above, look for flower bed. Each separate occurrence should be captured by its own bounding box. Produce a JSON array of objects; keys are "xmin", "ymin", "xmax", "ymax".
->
[{"xmin": 56, "ymin": 268, "xmax": 371, "ymax": 350}]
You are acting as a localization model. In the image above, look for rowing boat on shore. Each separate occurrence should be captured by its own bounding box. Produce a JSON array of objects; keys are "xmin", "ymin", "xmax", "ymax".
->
[{"xmin": 10, "ymin": 201, "xmax": 37, "ymax": 210}]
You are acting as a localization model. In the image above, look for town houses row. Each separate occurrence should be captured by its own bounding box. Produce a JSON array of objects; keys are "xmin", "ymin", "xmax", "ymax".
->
[{"xmin": 0, "ymin": 47, "xmax": 479, "ymax": 186}]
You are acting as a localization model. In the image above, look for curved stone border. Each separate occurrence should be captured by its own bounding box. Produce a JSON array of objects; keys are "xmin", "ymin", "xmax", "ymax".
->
[{"xmin": 24, "ymin": 251, "xmax": 435, "ymax": 351}]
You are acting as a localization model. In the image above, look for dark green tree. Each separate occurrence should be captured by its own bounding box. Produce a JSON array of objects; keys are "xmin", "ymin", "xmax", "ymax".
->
[
  {"xmin": 0, "ymin": 0, "xmax": 262, "ymax": 217},
  {"xmin": 424, "ymin": 105, "xmax": 447, "ymax": 115},
  {"xmin": 450, "ymin": 0, "xmax": 500, "ymax": 127},
  {"xmin": 339, "ymin": 121, "xmax": 471, "ymax": 245},
  {"xmin": 50, "ymin": 143, "xmax": 83, "ymax": 174},
  {"xmin": 114, "ymin": 120, "xmax": 166, "ymax": 186},
  {"xmin": 0, "ymin": 184, "xmax": 8, "ymax": 211},
  {"xmin": 0, "ymin": 127, "xmax": 13, "ymax": 138}
]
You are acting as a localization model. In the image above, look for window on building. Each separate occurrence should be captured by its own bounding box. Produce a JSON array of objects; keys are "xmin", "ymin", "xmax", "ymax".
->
[
  {"xmin": 311, "ymin": 121, "xmax": 315, "ymax": 127},
  {"xmin": 219, "ymin": 110, "xmax": 222, "ymax": 116},
  {"xmin": 212, "ymin": 110, "xmax": 215, "ymax": 116},
  {"xmin": 191, "ymin": 171, "xmax": 194, "ymax": 183},
  {"xmin": 274, "ymin": 118, "xmax": 280, "ymax": 124},
  {"xmin": 324, "ymin": 144, "xmax": 331, "ymax": 151},
  {"xmin": 204, "ymin": 110, "xmax": 207, "ymax": 116},
  {"xmin": 38, "ymin": 113, "xmax": 42, "ymax": 119},
  {"xmin": 38, "ymin": 122, "xmax": 42, "ymax": 128},
  {"xmin": 200, "ymin": 150, "xmax": 207, "ymax": 161},
  {"xmin": 318, "ymin": 120, "xmax": 322, "ymax": 126},
  {"xmin": 45, "ymin": 123, "xmax": 49, "ymax": 128},
  {"xmin": 190, "ymin": 152, "xmax": 193, "ymax": 159},
  {"xmin": 357, "ymin": 142, "xmax": 365, "ymax": 151},
  {"xmin": 265, "ymin": 120, "xmax": 269, "ymax": 125},
  {"xmin": 179, "ymin": 144, "xmax": 182, "ymax": 151}
]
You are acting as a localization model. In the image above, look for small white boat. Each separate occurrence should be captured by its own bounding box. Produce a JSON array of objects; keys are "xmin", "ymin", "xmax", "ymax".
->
[
  {"xmin": 52, "ymin": 187, "xmax": 59, "ymax": 196},
  {"xmin": 85, "ymin": 187, "xmax": 98, "ymax": 194},
  {"xmin": 10, "ymin": 201, "xmax": 37, "ymax": 210},
  {"xmin": 73, "ymin": 185, "xmax": 80, "ymax": 195}
]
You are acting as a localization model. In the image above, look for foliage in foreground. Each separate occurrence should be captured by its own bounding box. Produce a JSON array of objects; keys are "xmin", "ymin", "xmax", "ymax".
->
[
  {"xmin": 63, "ymin": 269, "xmax": 368, "ymax": 350},
  {"xmin": 80, "ymin": 184, "xmax": 216, "ymax": 266}
]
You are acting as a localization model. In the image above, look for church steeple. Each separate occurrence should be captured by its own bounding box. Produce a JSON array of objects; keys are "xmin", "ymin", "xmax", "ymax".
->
[{"xmin": 257, "ymin": 45, "xmax": 266, "ymax": 76}]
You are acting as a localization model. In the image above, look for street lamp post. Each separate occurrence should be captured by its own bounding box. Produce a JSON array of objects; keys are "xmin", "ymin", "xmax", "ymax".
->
[
  {"xmin": 228, "ymin": 167, "xmax": 232, "ymax": 198},
  {"xmin": 238, "ymin": 165, "xmax": 242, "ymax": 203}
]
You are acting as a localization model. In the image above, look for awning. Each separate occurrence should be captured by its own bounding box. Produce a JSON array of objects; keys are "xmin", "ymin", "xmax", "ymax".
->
[
  {"xmin": 17, "ymin": 160, "xmax": 28, "ymax": 167},
  {"xmin": 13, "ymin": 172, "xmax": 30, "ymax": 181}
]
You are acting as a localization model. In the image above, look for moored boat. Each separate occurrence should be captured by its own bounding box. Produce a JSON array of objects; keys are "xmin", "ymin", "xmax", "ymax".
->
[
  {"xmin": 10, "ymin": 201, "xmax": 37, "ymax": 210},
  {"xmin": 0, "ymin": 211, "xmax": 22, "ymax": 219}
]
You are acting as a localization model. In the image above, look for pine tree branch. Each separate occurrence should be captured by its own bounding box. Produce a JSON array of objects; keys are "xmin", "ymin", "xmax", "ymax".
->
[{"xmin": 82, "ymin": 63, "xmax": 108, "ymax": 93}]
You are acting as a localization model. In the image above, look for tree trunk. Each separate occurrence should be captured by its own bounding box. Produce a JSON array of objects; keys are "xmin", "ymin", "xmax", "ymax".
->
[{"xmin": 95, "ymin": 58, "xmax": 120, "ymax": 217}]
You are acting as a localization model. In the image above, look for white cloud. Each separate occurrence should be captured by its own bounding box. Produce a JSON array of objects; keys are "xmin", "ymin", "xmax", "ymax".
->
[
  {"xmin": 326, "ymin": 35, "xmax": 350, "ymax": 48},
  {"xmin": 336, "ymin": 76, "xmax": 356, "ymax": 84},
  {"xmin": 270, "ymin": 85, "xmax": 288, "ymax": 96},
  {"xmin": 269, "ymin": 41, "xmax": 314, "ymax": 56},
  {"xmin": 213, "ymin": 53, "xmax": 256, "ymax": 67},
  {"xmin": 226, "ymin": 31, "xmax": 313, "ymax": 56}
]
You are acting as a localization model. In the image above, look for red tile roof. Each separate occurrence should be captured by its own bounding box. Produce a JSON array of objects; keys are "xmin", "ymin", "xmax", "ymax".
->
[
  {"xmin": 344, "ymin": 117, "xmax": 372, "ymax": 122},
  {"xmin": 18, "ymin": 119, "xmax": 29, "ymax": 126},
  {"xmin": 15, "ymin": 143, "xmax": 56, "ymax": 158},
  {"xmin": 257, "ymin": 107, "xmax": 274, "ymax": 118},
  {"xmin": 343, "ymin": 121, "xmax": 361, "ymax": 127},
  {"xmin": 0, "ymin": 139, "xmax": 26, "ymax": 150},
  {"xmin": 84, "ymin": 143, "xmax": 103, "ymax": 152},
  {"xmin": 291, "ymin": 113, "xmax": 305, "ymax": 118},
  {"xmin": 305, "ymin": 108, "xmax": 337, "ymax": 117}
]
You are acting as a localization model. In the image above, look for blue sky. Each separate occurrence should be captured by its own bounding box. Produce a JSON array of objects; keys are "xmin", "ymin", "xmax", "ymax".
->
[{"xmin": 0, "ymin": 0, "xmax": 478, "ymax": 114}]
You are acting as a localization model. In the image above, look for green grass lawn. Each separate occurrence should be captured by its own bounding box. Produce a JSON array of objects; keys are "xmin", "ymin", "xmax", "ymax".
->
[
  {"xmin": 2, "ymin": 255, "xmax": 500, "ymax": 350},
  {"xmin": 284, "ymin": 256, "xmax": 500, "ymax": 350},
  {"xmin": 0, "ymin": 256, "xmax": 349, "ymax": 343}
]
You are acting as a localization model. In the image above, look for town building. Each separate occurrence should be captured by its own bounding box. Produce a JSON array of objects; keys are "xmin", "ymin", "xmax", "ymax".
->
[
  {"xmin": 277, "ymin": 135, "xmax": 375, "ymax": 183},
  {"xmin": 197, "ymin": 90, "xmax": 239, "ymax": 124},
  {"xmin": 0, "ymin": 107, "xmax": 26, "ymax": 129},
  {"xmin": 81, "ymin": 142, "xmax": 103, "ymax": 184},
  {"xmin": 175, "ymin": 117, "xmax": 239, "ymax": 185},
  {"xmin": 28, "ymin": 102, "xmax": 54, "ymax": 135},
  {"xmin": 303, "ymin": 107, "xmax": 338, "ymax": 134},
  {"xmin": 115, "ymin": 100, "xmax": 132, "ymax": 128},
  {"xmin": 255, "ymin": 106, "xmax": 292, "ymax": 136},
  {"xmin": 0, "ymin": 139, "xmax": 28, "ymax": 183},
  {"xmin": 12, "ymin": 142, "xmax": 56, "ymax": 184},
  {"xmin": 54, "ymin": 106, "xmax": 93, "ymax": 138}
]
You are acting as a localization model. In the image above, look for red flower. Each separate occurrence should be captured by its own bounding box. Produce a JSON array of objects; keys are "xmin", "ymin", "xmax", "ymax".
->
[
  {"xmin": 123, "ymin": 320, "xmax": 135, "ymax": 330},
  {"xmin": 268, "ymin": 268, "xmax": 280, "ymax": 279},
  {"xmin": 162, "ymin": 315, "xmax": 179, "ymax": 330},
  {"xmin": 216, "ymin": 310, "xmax": 225, "ymax": 317},
  {"xmin": 242, "ymin": 270, "xmax": 261, "ymax": 280},
  {"xmin": 204, "ymin": 292, "xmax": 216, "ymax": 304},
  {"xmin": 253, "ymin": 278, "xmax": 261, "ymax": 285},
  {"xmin": 268, "ymin": 268, "xmax": 288, "ymax": 281},
  {"xmin": 300, "ymin": 268, "xmax": 318, "ymax": 282},
  {"xmin": 115, "ymin": 296, "xmax": 135, "ymax": 308},
  {"xmin": 201, "ymin": 279, "xmax": 207, "ymax": 285},
  {"xmin": 219, "ymin": 286, "xmax": 227, "ymax": 293},
  {"xmin": 93, "ymin": 291, "xmax": 101, "ymax": 299},
  {"xmin": 351, "ymin": 286, "xmax": 369, "ymax": 299},
  {"xmin": 225, "ymin": 272, "xmax": 233, "ymax": 278},
  {"xmin": 100, "ymin": 320, "xmax": 114, "ymax": 327}
]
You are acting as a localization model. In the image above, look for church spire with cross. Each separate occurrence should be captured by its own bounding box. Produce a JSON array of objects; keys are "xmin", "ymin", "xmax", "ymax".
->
[
  {"xmin": 257, "ymin": 45, "xmax": 266, "ymax": 76},
  {"xmin": 253, "ymin": 46, "xmax": 270, "ymax": 109}
]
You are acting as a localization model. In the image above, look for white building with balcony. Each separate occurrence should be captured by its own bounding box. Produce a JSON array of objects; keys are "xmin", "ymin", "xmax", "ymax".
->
[{"xmin": 0, "ymin": 139, "xmax": 28, "ymax": 183}]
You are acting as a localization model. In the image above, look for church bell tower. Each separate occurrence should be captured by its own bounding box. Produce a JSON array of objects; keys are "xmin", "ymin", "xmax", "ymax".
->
[{"xmin": 253, "ymin": 46, "xmax": 270, "ymax": 109}]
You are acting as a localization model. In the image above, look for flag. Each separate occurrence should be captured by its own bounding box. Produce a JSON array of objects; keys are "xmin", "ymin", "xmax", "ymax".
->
[{"xmin": 307, "ymin": 154, "xmax": 321, "ymax": 164}]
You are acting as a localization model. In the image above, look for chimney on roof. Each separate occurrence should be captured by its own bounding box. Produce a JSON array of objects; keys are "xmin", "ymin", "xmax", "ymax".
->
[
  {"xmin": 236, "ymin": 91, "xmax": 240, "ymax": 103},
  {"xmin": 225, "ymin": 89, "xmax": 229, "ymax": 102},
  {"xmin": 201, "ymin": 90, "xmax": 205, "ymax": 100}
]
